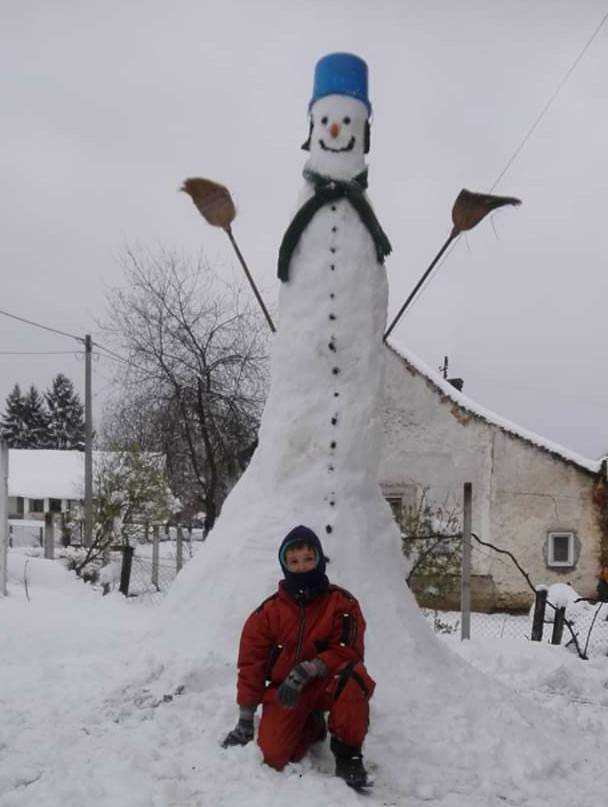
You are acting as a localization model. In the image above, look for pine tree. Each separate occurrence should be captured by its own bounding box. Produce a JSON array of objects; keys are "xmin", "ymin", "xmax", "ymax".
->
[
  {"xmin": 22, "ymin": 385, "xmax": 51, "ymax": 448},
  {"xmin": 45, "ymin": 374, "xmax": 85, "ymax": 449},
  {"xmin": 0, "ymin": 383, "xmax": 29, "ymax": 447}
]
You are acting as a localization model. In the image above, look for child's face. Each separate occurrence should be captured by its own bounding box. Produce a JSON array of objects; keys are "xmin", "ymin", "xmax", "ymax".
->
[{"xmin": 284, "ymin": 545, "xmax": 317, "ymax": 573}]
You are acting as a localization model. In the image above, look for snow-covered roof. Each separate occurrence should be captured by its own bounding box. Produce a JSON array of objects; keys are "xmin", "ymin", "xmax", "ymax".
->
[
  {"xmin": 8, "ymin": 449, "xmax": 101, "ymax": 499},
  {"xmin": 386, "ymin": 339, "xmax": 602, "ymax": 476}
]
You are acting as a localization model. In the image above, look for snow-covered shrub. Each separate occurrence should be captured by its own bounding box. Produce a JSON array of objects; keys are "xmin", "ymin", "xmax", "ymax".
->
[
  {"xmin": 67, "ymin": 445, "xmax": 181, "ymax": 578},
  {"xmin": 401, "ymin": 487, "xmax": 462, "ymax": 607}
]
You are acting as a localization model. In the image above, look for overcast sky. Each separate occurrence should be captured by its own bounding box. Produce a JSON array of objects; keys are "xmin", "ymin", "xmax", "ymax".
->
[{"xmin": 1, "ymin": 0, "xmax": 607, "ymax": 458}]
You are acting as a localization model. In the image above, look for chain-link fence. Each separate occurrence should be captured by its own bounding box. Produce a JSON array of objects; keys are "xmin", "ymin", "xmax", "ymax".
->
[
  {"xmin": 422, "ymin": 609, "xmax": 530, "ymax": 640},
  {"xmin": 423, "ymin": 596, "xmax": 608, "ymax": 658},
  {"xmin": 8, "ymin": 521, "xmax": 44, "ymax": 549},
  {"xmin": 409, "ymin": 519, "xmax": 608, "ymax": 658},
  {"xmin": 103, "ymin": 531, "xmax": 202, "ymax": 605},
  {"xmin": 126, "ymin": 554, "xmax": 180, "ymax": 605}
]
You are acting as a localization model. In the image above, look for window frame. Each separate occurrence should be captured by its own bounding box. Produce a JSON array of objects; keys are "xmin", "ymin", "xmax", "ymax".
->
[
  {"xmin": 385, "ymin": 496, "xmax": 403, "ymax": 528},
  {"xmin": 547, "ymin": 531, "xmax": 575, "ymax": 568}
]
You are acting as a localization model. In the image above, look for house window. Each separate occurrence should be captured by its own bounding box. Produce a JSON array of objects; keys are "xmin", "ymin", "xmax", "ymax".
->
[
  {"xmin": 547, "ymin": 531, "xmax": 575, "ymax": 567},
  {"xmin": 30, "ymin": 499, "xmax": 44, "ymax": 513},
  {"xmin": 49, "ymin": 498, "xmax": 62, "ymax": 513},
  {"xmin": 385, "ymin": 496, "xmax": 403, "ymax": 528}
]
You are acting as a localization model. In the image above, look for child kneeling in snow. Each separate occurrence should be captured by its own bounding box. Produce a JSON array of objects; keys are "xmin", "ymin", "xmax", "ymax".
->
[{"xmin": 222, "ymin": 525, "xmax": 375, "ymax": 790}]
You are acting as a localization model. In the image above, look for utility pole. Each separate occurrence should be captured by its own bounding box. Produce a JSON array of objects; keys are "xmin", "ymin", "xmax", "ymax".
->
[
  {"xmin": 461, "ymin": 482, "xmax": 472, "ymax": 640},
  {"xmin": 84, "ymin": 334, "xmax": 93, "ymax": 547},
  {"xmin": 0, "ymin": 441, "xmax": 8, "ymax": 597},
  {"xmin": 176, "ymin": 526, "xmax": 183, "ymax": 574}
]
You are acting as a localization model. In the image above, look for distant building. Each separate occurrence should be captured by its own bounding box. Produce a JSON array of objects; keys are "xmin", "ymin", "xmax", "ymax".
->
[
  {"xmin": 380, "ymin": 343, "xmax": 606, "ymax": 611},
  {"xmin": 7, "ymin": 449, "xmax": 89, "ymax": 520}
]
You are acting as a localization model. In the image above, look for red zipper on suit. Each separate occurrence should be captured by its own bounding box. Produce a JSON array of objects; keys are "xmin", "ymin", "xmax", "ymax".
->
[{"xmin": 294, "ymin": 596, "xmax": 306, "ymax": 662}]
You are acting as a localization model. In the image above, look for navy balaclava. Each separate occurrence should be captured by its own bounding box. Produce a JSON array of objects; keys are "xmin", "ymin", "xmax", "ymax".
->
[{"xmin": 278, "ymin": 525, "xmax": 329, "ymax": 601}]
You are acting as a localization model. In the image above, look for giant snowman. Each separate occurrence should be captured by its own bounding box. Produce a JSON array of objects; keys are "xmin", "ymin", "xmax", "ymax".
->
[
  {"xmin": 162, "ymin": 53, "xmax": 443, "ymax": 684},
  {"xmin": 162, "ymin": 53, "xmax": 433, "ymax": 651}
]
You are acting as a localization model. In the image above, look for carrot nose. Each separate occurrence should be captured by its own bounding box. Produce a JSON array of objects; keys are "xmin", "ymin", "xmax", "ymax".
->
[{"xmin": 329, "ymin": 122, "xmax": 340, "ymax": 138}]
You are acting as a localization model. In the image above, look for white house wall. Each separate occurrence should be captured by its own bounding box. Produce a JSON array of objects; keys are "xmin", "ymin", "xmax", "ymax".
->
[
  {"xmin": 489, "ymin": 430, "xmax": 600, "ymax": 606},
  {"xmin": 380, "ymin": 346, "xmax": 602, "ymax": 610},
  {"xmin": 381, "ymin": 347, "xmax": 493, "ymax": 575}
]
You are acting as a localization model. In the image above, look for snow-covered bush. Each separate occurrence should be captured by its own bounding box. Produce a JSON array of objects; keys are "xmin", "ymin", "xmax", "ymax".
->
[
  {"xmin": 67, "ymin": 445, "xmax": 181, "ymax": 578},
  {"xmin": 401, "ymin": 487, "xmax": 462, "ymax": 606}
]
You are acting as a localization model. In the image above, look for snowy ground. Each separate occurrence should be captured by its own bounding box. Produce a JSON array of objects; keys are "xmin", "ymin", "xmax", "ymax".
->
[{"xmin": 2, "ymin": 555, "xmax": 608, "ymax": 807}]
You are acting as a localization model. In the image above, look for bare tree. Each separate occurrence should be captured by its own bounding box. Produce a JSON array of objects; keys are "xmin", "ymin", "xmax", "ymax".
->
[{"xmin": 102, "ymin": 248, "xmax": 269, "ymax": 534}]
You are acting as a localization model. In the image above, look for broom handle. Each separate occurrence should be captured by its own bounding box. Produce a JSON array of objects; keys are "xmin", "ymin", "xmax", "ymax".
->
[
  {"xmin": 225, "ymin": 227, "xmax": 276, "ymax": 334},
  {"xmin": 384, "ymin": 230, "xmax": 459, "ymax": 341}
]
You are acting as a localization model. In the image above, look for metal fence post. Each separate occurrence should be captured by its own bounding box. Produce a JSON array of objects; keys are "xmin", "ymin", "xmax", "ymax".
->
[
  {"xmin": 119, "ymin": 546, "xmax": 134, "ymax": 596},
  {"xmin": 531, "ymin": 587, "xmax": 548, "ymax": 641},
  {"xmin": 461, "ymin": 482, "xmax": 472, "ymax": 640},
  {"xmin": 152, "ymin": 525, "xmax": 160, "ymax": 590},
  {"xmin": 551, "ymin": 606, "xmax": 566, "ymax": 645},
  {"xmin": 44, "ymin": 512, "xmax": 55, "ymax": 560},
  {"xmin": 0, "ymin": 442, "xmax": 8, "ymax": 597},
  {"xmin": 176, "ymin": 526, "xmax": 183, "ymax": 574}
]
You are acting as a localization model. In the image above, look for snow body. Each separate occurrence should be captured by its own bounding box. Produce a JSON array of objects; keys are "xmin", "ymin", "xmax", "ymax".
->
[{"xmin": 161, "ymin": 94, "xmax": 409, "ymax": 643}]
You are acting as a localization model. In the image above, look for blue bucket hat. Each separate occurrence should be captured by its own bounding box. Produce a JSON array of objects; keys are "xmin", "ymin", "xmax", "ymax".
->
[{"xmin": 309, "ymin": 52, "xmax": 371, "ymax": 115}]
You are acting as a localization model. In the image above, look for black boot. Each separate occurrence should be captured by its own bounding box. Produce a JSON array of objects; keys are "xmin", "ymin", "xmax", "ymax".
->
[{"xmin": 330, "ymin": 736, "xmax": 372, "ymax": 790}]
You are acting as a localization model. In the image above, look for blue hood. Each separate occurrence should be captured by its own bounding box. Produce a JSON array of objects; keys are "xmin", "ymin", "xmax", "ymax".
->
[{"xmin": 278, "ymin": 525, "xmax": 329, "ymax": 601}]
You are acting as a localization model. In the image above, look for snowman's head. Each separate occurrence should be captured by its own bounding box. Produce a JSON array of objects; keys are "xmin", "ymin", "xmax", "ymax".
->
[{"xmin": 303, "ymin": 94, "xmax": 370, "ymax": 180}]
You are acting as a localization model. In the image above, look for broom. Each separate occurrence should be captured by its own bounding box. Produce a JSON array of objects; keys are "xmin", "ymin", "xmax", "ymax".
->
[
  {"xmin": 384, "ymin": 189, "xmax": 521, "ymax": 341},
  {"xmin": 181, "ymin": 178, "xmax": 276, "ymax": 334}
]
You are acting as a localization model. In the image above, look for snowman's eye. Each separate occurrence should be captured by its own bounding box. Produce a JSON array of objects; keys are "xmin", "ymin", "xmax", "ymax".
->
[
  {"xmin": 321, "ymin": 116, "xmax": 328, "ymax": 125},
  {"xmin": 342, "ymin": 116, "xmax": 351, "ymax": 125}
]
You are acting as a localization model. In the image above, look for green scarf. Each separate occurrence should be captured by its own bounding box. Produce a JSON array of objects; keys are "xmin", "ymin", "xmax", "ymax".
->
[{"xmin": 277, "ymin": 168, "xmax": 392, "ymax": 282}]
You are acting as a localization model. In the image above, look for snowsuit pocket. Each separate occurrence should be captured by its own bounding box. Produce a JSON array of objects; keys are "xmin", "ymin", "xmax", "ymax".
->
[{"xmin": 265, "ymin": 644, "xmax": 283, "ymax": 684}]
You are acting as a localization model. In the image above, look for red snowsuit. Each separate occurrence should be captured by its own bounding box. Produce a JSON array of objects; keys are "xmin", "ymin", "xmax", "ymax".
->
[{"xmin": 237, "ymin": 581, "xmax": 375, "ymax": 770}]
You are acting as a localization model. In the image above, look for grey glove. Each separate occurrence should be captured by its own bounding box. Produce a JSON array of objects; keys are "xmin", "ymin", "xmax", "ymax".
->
[
  {"xmin": 277, "ymin": 658, "xmax": 327, "ymax": 709},
  {"xmin": 221, "ymin": 705, "xmax": 255, "ymax": 748}
]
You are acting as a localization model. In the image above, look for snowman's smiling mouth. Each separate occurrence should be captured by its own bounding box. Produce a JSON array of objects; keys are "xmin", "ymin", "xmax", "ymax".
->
[{"xmin": 319, "ymin": 136, "xmax": 356, "ymax": 153}]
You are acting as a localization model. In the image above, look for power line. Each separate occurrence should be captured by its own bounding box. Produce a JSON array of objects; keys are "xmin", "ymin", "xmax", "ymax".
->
[
  {"xmin": 92, "ymin": 341, "xmax": 131, "ymax": 366},
  {"xmin": 490, "ymin": 8, "xmax": 608, "ymax": 192},
  {"xmin": 92, "ymin": 343, "xmax": 152, "ymax": 376},
  {"xmin": 0, "ymin": 308, "xmax": 142, "ymax": 375},
  {"xmin": 94, "ymin": 339, "xmax": 160, "ymax": 375},
  {"xmin": 389, "ymin": 10, "xmax": 608, "ymax": 330},
  {"xmin": 0, "ymin": 308, "xmax": 84, "ymax": 344},
  {"xmin": 0, "ymin": 308, "xmax": 136, "ymax": 369},
  {"xmin": 0, "ymin": 350, "xmax": 81, "ymax": 356},
  {"xmin": 92, "ymin": 351, "xmax": 126, "ymax": 365}
]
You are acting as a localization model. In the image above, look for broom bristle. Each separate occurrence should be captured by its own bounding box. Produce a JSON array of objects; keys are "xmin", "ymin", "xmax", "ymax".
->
[
  {"xmin": 452, "ymin": 189, "xmax": 521, "ymax": 232},
  {"xmin": 181, "ymin": 177, "xmax": 236, "ymax": 229}
]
